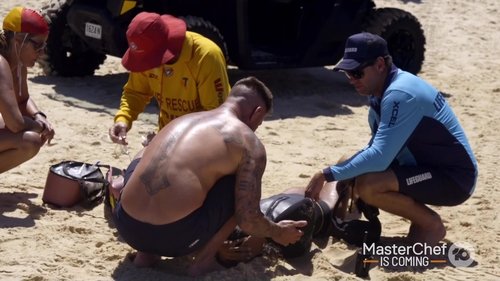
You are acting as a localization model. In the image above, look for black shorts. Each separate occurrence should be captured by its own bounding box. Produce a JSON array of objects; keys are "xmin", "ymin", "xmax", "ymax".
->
[
  {"xmin": 114, "ymin": 167, "xmax": 236, "ymax": 257},
  {"xmin": 393, "ymin": 165, "xmax": 473, "ymax": 206}
]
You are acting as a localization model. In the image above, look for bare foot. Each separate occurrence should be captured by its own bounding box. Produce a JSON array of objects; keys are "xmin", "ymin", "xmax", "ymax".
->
[
  {"xmin": 407, "ymin": 220, "xmax": 446, "ymax": 246},
  {"xmin": 187, "ymin": 256, "xmax": 225, "ymax": 277},
  {"xmin": 128, "ymin": 251, "xmax": 161, "ymax": 267}
]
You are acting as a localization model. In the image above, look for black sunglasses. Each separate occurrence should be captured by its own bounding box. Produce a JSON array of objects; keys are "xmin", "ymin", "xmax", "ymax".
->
[
  {"xmin": 343, "ymin": 59, "xmax": 378, "ymax": 80},
  {"xmin": 28, "ymin": 38, "xmax": 47, "ymax": 53}
]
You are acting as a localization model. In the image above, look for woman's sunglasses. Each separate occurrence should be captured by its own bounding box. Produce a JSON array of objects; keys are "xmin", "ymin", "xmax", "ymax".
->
[{"xmin": 28, "ymin": 38, "xmax": 47, "ymax": 53}]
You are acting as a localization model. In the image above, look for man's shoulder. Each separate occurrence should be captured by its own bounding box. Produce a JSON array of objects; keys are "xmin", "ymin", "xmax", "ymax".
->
[
  {"xmin": 386, "ymin": 71, "xmax": 435, "ymax": 99},
  {"xmin": 186, "ymin": 32, "xmax": 209, "ymax": 46},
  {"xmin": 393, "ymin": 68, "xmax": 434, "ymax": 87},
  {"xmin": 219, "ymin": 117, "xmax": 263, "ymax": 148},
  {"xmin": 390, "ymin": 70, "xmax": 421, "ymax": 88},
  {"xmin": 187, "ymin": 31, "xmax": 224, "ymax": 57}
]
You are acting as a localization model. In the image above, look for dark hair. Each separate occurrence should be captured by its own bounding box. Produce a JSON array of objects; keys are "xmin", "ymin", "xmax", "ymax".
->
[{"xmin": 233, "ymin": 76, "xmax": 273, "ymax": 114}]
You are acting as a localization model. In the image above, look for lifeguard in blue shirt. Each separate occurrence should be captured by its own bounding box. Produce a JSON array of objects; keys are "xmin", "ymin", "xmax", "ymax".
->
[{"xmin": 305, "ymin": 32, "xmax": 477, "ymax": 246}]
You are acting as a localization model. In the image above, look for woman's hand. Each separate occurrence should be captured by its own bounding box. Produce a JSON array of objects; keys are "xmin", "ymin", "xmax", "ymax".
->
[{"xmin": 34, "ymin": 114, "xmax": 54, "ymax": 144}]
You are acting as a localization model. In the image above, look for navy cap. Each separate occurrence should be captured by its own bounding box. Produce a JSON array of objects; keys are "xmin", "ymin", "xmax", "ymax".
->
[{"xmin": 333, "ymin": 32, "xmax": 389, "ymax": 71}]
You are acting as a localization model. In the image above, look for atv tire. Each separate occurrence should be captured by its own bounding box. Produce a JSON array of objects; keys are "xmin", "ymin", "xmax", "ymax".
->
[
  {"xmin": 181, "ymin": 16, "xmax": 229, "ymax": 63},
  {"xmin": 363, "ymin": 8, "xmax": 426, "ymax": 74},
  {"xmin": 41, "ymin": 0, "xmax": 106, "ymax": 77}
]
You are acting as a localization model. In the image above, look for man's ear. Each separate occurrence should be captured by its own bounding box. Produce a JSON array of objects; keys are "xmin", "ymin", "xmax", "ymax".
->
[
  {"xmin": 250, "ymin": 105, "xmax": 266, "ymax": 121},
  {"xmin": 377, "ymin": 57, "xmax": 386, "ymax": 72}
]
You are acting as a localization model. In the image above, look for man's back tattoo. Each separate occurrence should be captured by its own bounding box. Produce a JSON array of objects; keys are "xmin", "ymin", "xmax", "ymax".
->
[{"xmin": 140, "ymin": 133, "xmax": 178, "ymax": 195}]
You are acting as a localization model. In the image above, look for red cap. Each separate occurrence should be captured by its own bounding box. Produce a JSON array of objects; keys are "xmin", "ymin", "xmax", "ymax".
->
[
  {"xmin": 122, "ymin": 12, "xmax": 186, "ymax": 72},
  {"xmin": 3, "ymin": 6, "xmax": 49, "ymax": 35}
]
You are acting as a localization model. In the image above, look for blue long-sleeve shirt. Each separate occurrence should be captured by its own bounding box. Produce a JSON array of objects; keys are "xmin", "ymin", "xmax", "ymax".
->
[{"xmin": 324, "ymin": 66, "xmax": 477, "ymax": 194}]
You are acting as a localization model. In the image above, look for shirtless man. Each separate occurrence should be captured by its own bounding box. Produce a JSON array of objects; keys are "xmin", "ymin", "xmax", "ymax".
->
[{"xmin": 113, "ymin": 77, "xmax": 306, "ymax": 276}]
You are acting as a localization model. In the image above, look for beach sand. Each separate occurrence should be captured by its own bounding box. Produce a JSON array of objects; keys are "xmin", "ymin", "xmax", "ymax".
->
[{"xmin": 0, "ymin": 0, "xmax": 499, "ymax": 280}]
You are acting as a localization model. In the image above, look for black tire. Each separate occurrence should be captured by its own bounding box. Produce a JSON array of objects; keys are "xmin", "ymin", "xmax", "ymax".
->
[
  {"xmin": 181, "ymin": 16, "xmax": 229, "ymax": 63},
  {"xmin": 363, "ymin": 8, "xmax": 426, "ymax": 74},
  {"xmin": 40, "ymin": 0, "xmax": 106, "ymax": 77}
]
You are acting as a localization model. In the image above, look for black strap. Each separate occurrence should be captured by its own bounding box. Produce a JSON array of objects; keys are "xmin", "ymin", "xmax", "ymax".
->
[{"xmin": 61, "ymin": 161, "xmax": 109, "ymax": 184}]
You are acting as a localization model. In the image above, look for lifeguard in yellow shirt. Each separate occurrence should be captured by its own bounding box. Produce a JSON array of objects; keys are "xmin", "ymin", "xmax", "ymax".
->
[{"xmin": 109, "ymin": 12, "xmax": 230, "ymax": 145}]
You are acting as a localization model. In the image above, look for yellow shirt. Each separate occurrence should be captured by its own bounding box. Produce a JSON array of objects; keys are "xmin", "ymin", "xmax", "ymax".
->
[{"xmin": 114, "ymin": 32, "xmax": 230, "ymax": 129}]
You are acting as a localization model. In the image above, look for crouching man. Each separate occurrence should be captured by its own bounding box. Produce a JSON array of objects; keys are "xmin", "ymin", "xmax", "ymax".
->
[{"xmin": 113, "ymin": 77, "xmax": 306, "ymax": 276}]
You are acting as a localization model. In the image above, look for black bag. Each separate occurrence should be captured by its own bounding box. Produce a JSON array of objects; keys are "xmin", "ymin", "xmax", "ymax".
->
[
  {"xmin": 260, "ymin": 194, "xmax": 316, "ymax": 258},
  {"xmin": 42, "ymin": 161, "xmax": 110, "ymax": 208},
  {"xmin": 330, "ymin": 191, "xmax": 382, "ymax": 247}
]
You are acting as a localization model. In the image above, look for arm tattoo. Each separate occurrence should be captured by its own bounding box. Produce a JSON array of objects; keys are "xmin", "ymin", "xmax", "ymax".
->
[
  {"xmin": 222, "ymin": 134, "xmax": 244, "ymax": 146},
  {"xmin": 210, "ymin": 123, "xmax": 244, "ymax": 146},
  {"xmin": 140, "ymin": 133, "xmax": 178, "ymax": 195},
  {"xmin": 234, "ymin": 141, "xmax": 273, "ymax": 237}
]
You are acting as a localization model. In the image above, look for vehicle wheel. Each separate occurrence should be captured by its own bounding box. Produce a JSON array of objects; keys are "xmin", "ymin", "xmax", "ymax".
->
[
  {"xmin": 363, "ymin": 8, "xmax": 426, "ymax": 74},
  {"xmin": 40, "ymin": 0, "xmax": 106, "ymax": 77},
  {"xmin": 181, "ymin": 16, "xmax": 229, "ymax": 63}
]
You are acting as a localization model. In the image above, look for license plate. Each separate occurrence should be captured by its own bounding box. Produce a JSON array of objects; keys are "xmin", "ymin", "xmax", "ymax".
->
[{"xmin": 85, "ymin": 22, "xmax": 102, "ymax": 39}]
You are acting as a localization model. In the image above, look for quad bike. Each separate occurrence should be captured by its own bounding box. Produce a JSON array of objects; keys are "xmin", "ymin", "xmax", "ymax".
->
[{"xmin": 40, "ymin": 0, "xmax": 426, "ymax": 77}]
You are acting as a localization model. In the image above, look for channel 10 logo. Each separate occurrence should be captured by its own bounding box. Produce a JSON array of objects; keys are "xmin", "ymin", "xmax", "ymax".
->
[{"xmin": 448, "ymin": 241, "xmax": 475, "ymax": 267}]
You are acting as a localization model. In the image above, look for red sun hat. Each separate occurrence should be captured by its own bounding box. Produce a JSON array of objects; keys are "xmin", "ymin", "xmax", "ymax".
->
[
  {"xmin": 122, "ymin": 12, "xmax": 187, "ymax": 72},
  {"xmin": 3, "ymin": 6, "xmax": 49, "ymax": 35}
]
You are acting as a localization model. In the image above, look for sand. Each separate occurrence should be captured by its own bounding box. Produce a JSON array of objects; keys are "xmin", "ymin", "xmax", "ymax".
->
[{"xmin": 0, "ymin": 0, "xmax": 499, "ymax": 280}]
